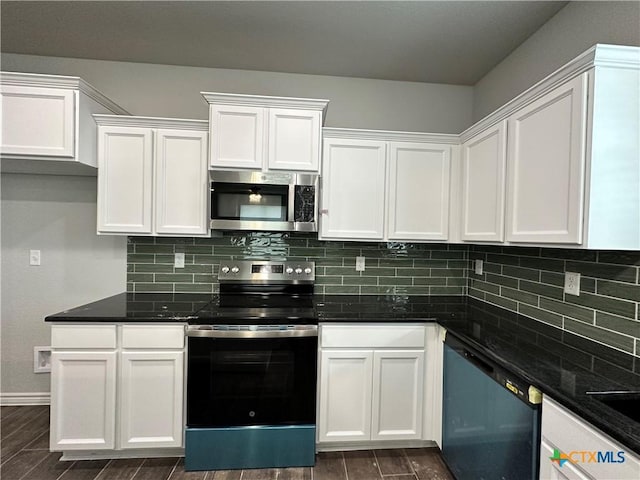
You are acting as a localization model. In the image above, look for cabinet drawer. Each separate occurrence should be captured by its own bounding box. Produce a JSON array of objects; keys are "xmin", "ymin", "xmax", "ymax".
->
[
  {"xmin": 542, "ymin": 397, "xmax": 640, "ymax": 479},
  {"xmin": 121, "ymin": 324, "xmax": 185, "ymax": 349},
  {"xmin": 320, "ymin": 324, "xmax": 425, "ymax": 348},
  {"xmin": 51, "ymin": 325, "xmax": 117, "ymax": 349}
]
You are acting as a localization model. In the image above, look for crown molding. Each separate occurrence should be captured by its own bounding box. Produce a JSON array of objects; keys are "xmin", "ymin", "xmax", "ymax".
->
[
  {"xmin": 460, "ymin": 44, "xmax": 640, "ymax": 142},
  {"xmin": 202, "ymin": 91, "xmax": 329, "ymax": 116},
  {"xmin": 93, "ymin": 115, "xmax": 208, "ymax": 131},
  {"xmin": 1, "ymin": 71, "xmax": 129, "ymax": 115},
  {"xmin": 322, "ymin": 127, "xmax": 460, "ymax": 144}
]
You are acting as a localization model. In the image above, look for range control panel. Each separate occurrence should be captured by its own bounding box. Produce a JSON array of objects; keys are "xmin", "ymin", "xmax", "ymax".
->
[{"xmin": 218, "ymin": 260, "xmax": 315, "ymax": 283}]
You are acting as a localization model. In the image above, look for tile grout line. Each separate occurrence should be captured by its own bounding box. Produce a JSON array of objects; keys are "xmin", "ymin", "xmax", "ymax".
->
[
  {"xmin": 53, "ymin": 459, "xmax": 76, "ymax": 480},
  {"xmin": 340, "ymin": 451, "xmax": 348, "ymax": 480},
  {"xmin": 371, "ymin": 450, "xmax": 384, "ymax": 479},
  {"xmin": 93, "ymin": 458, "xmax": 113, "ymax": 480}
]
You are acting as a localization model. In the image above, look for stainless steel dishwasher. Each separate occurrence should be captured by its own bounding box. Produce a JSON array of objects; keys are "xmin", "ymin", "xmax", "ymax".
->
[{"xmin": 442, "ymin": 333, "xmax": 542, "ymax": 480}]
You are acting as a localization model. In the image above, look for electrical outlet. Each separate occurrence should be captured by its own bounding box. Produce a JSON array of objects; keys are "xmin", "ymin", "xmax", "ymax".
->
[
  {"xmin": 474, "ymin": 259, "xmax": 483, "ymax": 275},
  {"xmin": 29, "ymin": 250, "xmax": 41, "ymax": 266},
  {"xmin": 174, "ymin": 252, "xmax": 185, "ymax": 269},
  {"xmin": 564, "ymin": 272, "xmax": 581, "ymax": 296},
  {"xmin": 355, "ymin": 256, "xmax": 365, "ymax": 272}
]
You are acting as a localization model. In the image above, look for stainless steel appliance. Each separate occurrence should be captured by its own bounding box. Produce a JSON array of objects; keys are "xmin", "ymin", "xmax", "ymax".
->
[
  {"xmin": 210, "ymin": 170, "xmax": 318, "ymax": 232},
  {"xmin": 185, "ymin": 260, "xmax": 318, "ymax": 471},
  {"xmin": 442, "ymin": 333, "xmax": 542, "ymax": 480}
]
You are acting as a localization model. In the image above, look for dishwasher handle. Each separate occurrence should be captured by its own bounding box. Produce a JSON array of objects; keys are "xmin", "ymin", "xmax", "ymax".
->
[{"xmin": 464, "ymin": 349, "xmax": 494, "ymax": 375}]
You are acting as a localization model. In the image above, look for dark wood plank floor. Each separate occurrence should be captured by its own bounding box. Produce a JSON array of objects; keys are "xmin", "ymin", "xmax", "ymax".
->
[{"xmin": 0, "ymin": 406, "xmax": 454, "ymax": 480}]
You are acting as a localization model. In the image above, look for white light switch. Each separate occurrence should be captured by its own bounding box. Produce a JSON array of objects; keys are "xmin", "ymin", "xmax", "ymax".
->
[
  {"xmin": 29, "ymin": 250, "xmax": 41, "ymax": 266},
  {"xmin": 355, "ymin": 256, "xmax": 365, "ymax": 272},
  {"xmin": 474, "ymin": 259, "xmax": 483, "ymax": 275},
  {"xmin": 174, "ymin": 252, "xmax": 185, "ymax": 268}
]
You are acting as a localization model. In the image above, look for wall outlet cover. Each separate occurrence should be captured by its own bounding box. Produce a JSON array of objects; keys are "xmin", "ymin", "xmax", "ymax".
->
[
  {"xmin": 174, "ymin": 252, "xmax": 185, "ymax": 268},
  {"xmin": 564, "ymin": 272, "xmax": 581, "ymax": 296},
  {"xmin": 355, "ymin": 256, "xmax": 365, "ymax": 272}
]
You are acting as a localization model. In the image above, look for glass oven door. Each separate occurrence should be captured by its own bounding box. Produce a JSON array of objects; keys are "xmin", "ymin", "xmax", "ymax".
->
[{"xmin": 187, "ymin": 335, "xmax": 317, "ymax": 428}]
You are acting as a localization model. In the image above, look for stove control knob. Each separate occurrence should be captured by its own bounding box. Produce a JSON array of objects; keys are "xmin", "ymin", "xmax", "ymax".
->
[
  {"xmin": 295, "ymin": 267, "xmax": 303, "ymax": 274},
  {"xmin": 304, "ymin": 267, "xmax": 312, "ymax": 274},
  {"xmin": 231, "ymin": 266, "xmax": 240, "ymax": 274},
  {"xmin": 285, "ymin": 267, "xmax": 294, "ymax": 274},
  {"xmin": 221, "ymin": 266, "xmax": 230, "ymax": 274}
]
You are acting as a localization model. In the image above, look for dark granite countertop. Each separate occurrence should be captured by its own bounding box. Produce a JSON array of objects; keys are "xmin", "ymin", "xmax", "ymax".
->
[
  {"xmin": 45, "ymin": 293, "xmax": 640, "ymax": 453},
  {"xmin": 44, "ymin": 293, "xmax": 215, "ymax": 322}
]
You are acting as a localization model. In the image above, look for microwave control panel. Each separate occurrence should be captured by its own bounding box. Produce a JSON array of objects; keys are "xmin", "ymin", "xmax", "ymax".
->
[{"xmin": 294, "ymin": 186, "xmax": 316, "ymax": 223}]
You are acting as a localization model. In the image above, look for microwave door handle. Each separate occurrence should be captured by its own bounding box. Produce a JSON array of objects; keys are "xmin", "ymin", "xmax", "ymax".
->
[{"xmin": 288, "ymin": 184, "xmax": 295, "ymax": 222}]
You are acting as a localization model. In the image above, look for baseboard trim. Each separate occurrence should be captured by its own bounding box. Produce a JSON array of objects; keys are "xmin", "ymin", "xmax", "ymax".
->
[
  {"xmin": 317, "ymin": 439, "xmax": 437, "ymax": 452},
  {"xmin": 60, "ymin": 448, "xmax": 185, "ymax": 461},
  {"xmin": 0, "ymin": 392, "xmax": 51, "ymax": 406}
]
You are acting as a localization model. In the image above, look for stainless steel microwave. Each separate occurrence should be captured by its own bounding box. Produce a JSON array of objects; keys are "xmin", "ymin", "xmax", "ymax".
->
[{"xmin": 210, "ymin": 170, "xmax": 318, "ymax": 232}]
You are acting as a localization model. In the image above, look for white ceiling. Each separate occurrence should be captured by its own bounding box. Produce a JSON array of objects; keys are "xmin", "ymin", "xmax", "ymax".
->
[{"xmin": 0, "ymin": 1, "xmax": 568, "ymax": 85}]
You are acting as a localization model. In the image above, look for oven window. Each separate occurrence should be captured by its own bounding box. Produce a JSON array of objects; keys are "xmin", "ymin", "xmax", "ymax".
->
[
  {"xmin": 187, "ymin": 336, "xmax": 317, "ymax": 428},
  {"xmin": 212, "ymin": 183, "xmax": 288, "ymax": 221}
]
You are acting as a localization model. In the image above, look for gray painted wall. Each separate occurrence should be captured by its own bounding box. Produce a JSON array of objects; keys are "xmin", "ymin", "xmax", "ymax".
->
[
  {"xmin": 0, "ymin": 53, "xmax": 473, "ymax": 134},
  {"xmin": 473, "ymin": 1, "xmax": 640, "ymax": 121},
  {"xmin": 1, "ymin": 174, "xmax": 126, "ymax": 395}
]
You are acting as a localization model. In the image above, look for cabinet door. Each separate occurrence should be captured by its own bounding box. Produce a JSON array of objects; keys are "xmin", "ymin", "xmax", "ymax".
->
[
  {"xmin": 388, "ymin": 142, "xmax": 451, "ymax": 241},
  {"xmin": 371, "ymin": 350, "xmax": 424, "ymax": 441},
  {"xmin": 50, "ymin": 351, "xmax": 116, "ymax": 451},
  {"xmin": 461, "ymin": 122, "xmax": 507, "ymax": 242},
  {"xmin": 119, "ymin": 351, "xmax": 184, "ymax": 449},
  {"xmin": 97, "ymin": 126, "xmax": 153, "ymax": 234},
  {"xmin": 318, "ymin": 350, "xmax": 373, "ymax": 443},
  {"xmin": 1, "ymin": 85, "xmax": 75, "ymax": 158},
  {"xmin": 506, "ymin": 74, "xmax": 587, "ymax": 244},
  {"xmin": 268, "ymin": 108, "xmax": 321, "ymax": 172},
  {"xmin": 540, "ymin": 440, "xmax": 591, "ymax": 480},
  {"xmin": 209, "ymin": 105, "xmax": 264, "ymax": 169},
  {"xmin": 155, "ymin": 129, "xmax": 209, "ymax": 235},
  {"xmin": 320, "ymin": 138, "xmax": 386, "ymax": 240}
]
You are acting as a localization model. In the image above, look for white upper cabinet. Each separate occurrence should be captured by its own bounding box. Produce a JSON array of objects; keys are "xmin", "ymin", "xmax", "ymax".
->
[
  {"xmin": 202, "ymin": 92, "xmax": 329, "ymax": 172},
  {"xmin": 460, "ymin": 121, "xmax": 507, "ymax": 242},
  {"xmin": 208, "ymin": 104, "xmax": 265, "ymax": 170},
  {"xmin": 268, "ymin": 108, "xmax": 322, "ymax": 171},
  {"xmin": 0, "ymin": 72, "xmax": 128, "ymax": 176},
  {"xmin": 388, "ymin": 142, "xmax": 451, "ymax": 241},
  {"xmin": 321, "ymin": 136, "xmax": 387, "ymax": 240},
  {"xmin": 460, "ymin": 44, "xmax": 640, "ymax": 249},
  {"xmin": 154, "ymin": 129, "xmax": 209, "ymax": 235},
  {"xmin": 97, "ymin": 126, "xmax": 154, "ymax": 234},
  {"xmin": 320, "ymin": 129, "xmax": 458, "ymax": 242},
  {"xmin": 95, "ymin": 116, "xmax": 209, "ymax": 236},
  {"xmin": 506, "ymin": 74, "xmax": 587, "ymax": 244}
]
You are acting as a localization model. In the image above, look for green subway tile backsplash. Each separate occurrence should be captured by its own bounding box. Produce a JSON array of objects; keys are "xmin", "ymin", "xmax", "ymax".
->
[
  {"xmin": 127, "ymin": 233, "xmax": 468, "ymax": 297},
  {"xmin": 469, "ymin": 245, "xmax": 640, "ymax": 357},
  {"xmin": 126, "ymin": 236, "xmax": 640, "ymax": 356}
]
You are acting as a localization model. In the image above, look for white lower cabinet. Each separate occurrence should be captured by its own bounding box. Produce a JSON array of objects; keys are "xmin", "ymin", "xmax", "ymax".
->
[
  {"xmin": 318, "ymin": 323, "xmax": 435, "ymax": 447},
  {"xmin": 50, "ymin": 351, "xmax": 117, "ymax": 450},
  {"xmin": 50, "ymin": 324, "xmax": 184, "ymax": 454},
  {"xmin": 319, "ymin": 350, "xmax": 373, "ymax": 442},
  {"xmin": 371, "ymin": 350, "xmax": 424, "ymax": 441},
  {"xmin": 119, "ymin": 351, "xmax": 184, "ymax": 449},
  {"xmin": 540, "ymin": 396, "xmax": 640, "ymax": 480}
]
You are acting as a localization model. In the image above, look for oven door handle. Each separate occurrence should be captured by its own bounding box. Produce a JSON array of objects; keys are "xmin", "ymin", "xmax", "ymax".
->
[{"xmin": 186, "ymin": 326, "xmax": 318, "ymax": 338}]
